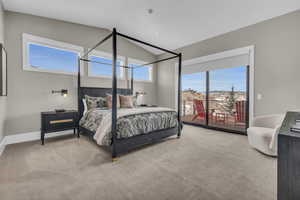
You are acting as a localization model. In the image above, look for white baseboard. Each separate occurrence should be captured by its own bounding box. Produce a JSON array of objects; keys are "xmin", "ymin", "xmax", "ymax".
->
[{"xmin": 0, "ymin": 130, "xmax": 74, "ymax": 156}]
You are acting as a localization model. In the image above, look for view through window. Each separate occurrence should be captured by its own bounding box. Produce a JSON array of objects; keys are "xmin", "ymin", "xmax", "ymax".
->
[
  {"xmin": 28, "ymin": 43, "xmax": 79, "ymax": 73},
  {"xmin": 182, "ymin": 66, "xmax": 248, "ymax": 133},
  {"xmin": 128, "ymin": 59, "xmax": 152, "ymax": 81},
  {"xmin": 89, "ymin": 56, "xmax": 123, "ymax": 78}
]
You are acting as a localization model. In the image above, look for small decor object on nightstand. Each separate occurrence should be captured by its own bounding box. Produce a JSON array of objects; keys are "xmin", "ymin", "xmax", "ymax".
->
[
  {"xmin": 41, "ymin": 110, "xmax": 79, "ymax": 145},
  {"xmin": 290, "ymin": 124, "xmax": 300, "ymax": 133},
  {"xmin": 55, "ymin": 109, "xmax": 66, "ymax": 112}
]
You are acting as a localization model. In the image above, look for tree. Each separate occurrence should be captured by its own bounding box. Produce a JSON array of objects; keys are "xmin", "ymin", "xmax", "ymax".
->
[{"xmin": 223, "ymin": 86, "xmax": 236, "ymax": 114}]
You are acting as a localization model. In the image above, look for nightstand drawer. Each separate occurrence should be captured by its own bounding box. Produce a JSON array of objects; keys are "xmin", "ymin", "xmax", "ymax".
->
[
  {"xmin": 46, "ymin": 118, "xmax": 75, "ymax": 130},
  {"xmin": 42, "ymin": 112, "xmax": 78, "ymax": 132},
  {"xmin": 49, "ymin": 119, "xmax": 74, "ymax": 124}
]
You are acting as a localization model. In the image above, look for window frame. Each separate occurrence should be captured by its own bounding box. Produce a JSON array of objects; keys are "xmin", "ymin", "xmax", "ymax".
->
[
  {"xmin": 128, "ymin": 58, "xmax": 153, "ymax": 82},
  {"xmin": 87, "ymin": 50, "xmax": 125, "ymax": 79},
  {"xmin": 22, "ymin": 33, "xmax": 84, "ymax": 75}
]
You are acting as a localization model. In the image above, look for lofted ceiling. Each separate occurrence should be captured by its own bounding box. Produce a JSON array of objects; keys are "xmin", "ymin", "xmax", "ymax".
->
[{"xmin": 3, "ymin": 0, "xmax": 300, "ymax": 55}]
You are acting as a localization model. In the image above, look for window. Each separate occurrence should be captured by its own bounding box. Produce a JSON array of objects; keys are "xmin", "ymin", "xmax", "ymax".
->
[
  {"xmin": 88, "ymin": 51, "xmax": 125, "ymax": 78},
  {"xmin": 128, "ymin": 58, "xmax": 153, "ymax": 82},
  {"xmin": 23, "ymin": 33, "xmax": 83, "ymax": 75}
]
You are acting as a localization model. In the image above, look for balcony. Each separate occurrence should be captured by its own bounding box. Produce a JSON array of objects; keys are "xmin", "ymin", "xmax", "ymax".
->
[{"xmin": 182, "ymin": 99, "xmax": 247, "ymax": 132}]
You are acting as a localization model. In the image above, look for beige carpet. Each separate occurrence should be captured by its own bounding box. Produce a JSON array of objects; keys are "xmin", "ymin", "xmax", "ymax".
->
[{"xmin": 0, "ymin": 125, "xmax": 276, "ymax": 200}]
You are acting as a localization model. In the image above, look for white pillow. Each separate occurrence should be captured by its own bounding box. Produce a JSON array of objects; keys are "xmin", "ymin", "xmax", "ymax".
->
[{"xmin": 82, "ymin": 99, "xmax": 88, "ymax": 116}]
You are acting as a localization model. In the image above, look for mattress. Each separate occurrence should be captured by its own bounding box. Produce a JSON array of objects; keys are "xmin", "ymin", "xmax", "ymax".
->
[{"xmin": 79, "ymin": 107, "xmax": 178, "ymax": 146}]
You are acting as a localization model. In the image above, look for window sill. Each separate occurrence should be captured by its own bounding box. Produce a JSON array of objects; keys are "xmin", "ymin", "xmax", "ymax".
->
[
  {"xmin": 23, "ymin": 66, "xmax": 78, "ymax": 76},
  {"xmin": 87, "ymin": 74, "xmax": 125, "ymax": 80},
  {"xmin": 132, "ymin": 79, "xmax": 153, "ymax": 83}
]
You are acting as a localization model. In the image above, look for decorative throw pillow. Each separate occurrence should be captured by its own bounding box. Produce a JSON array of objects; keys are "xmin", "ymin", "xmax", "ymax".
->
[
  {"xmin": 82, "ymin": 99, "xmax": 88, "ymax": 116},
  {"xmin": 84, "ymin": 95, "xmax": 107, "ymax": 110},
  {"xmin": 119, "ymin": 95, "xmax": 134, "ymax": 108},
  {"xmin": 106, "ymin": 94, "xmax": 120, "ymax": 109}
]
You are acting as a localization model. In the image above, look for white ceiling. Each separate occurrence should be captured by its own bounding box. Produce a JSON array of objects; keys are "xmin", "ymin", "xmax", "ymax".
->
[{"xmin": 3, "ymin": 0, "xmax": 300, "ymax": 55}]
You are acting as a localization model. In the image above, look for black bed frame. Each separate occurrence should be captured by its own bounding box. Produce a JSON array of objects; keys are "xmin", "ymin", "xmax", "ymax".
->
[{"xmin": 78, "ymin": 28, "xmax": 182, "ymax": 161}]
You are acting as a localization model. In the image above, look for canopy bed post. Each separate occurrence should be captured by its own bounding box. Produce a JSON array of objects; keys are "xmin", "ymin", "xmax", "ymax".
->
[
  {"xmin": 131, "ymin": 67, "xmax": 134, "ymax": 95},
  {"xmin": 77, "ymin": 57, "xmax": 81, "ymax": 115},
  {"xmin": 111, "ymin": 28, "xmax": 118, "ymax": 161},
  {"xmin": 177, "ymin": 53, "xmax": 182, "ymax": 138},
  {"xmin": 81, "ymin": 33, "xmax": 113, "ymax": 59}
]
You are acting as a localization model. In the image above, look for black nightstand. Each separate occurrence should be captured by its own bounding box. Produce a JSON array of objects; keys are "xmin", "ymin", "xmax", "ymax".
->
[{"xmin": 41, "ymin": 110, "xmax": 79, "ymax": 145}]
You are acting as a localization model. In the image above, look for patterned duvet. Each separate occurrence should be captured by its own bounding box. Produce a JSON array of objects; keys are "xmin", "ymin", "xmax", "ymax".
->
[{"xmin": 79, "ymin": 107, "xmax": 178, "ymax": 146}]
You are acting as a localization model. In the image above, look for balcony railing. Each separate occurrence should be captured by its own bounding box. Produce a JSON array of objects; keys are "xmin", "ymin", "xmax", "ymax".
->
[{"xmin": 182, "ymin": 99, "xmax": 246, "ymax": 132}]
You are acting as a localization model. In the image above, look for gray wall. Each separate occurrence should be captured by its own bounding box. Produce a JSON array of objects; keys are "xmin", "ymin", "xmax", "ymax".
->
[
  {"xmin": 157, "ymin": 10, "xmax": 300, "ymax": 117},
  {"xmin": 4, "ymin": 11, "xmax": 157, "ymax": 136},
  {"xmin": 0, "ymin": 3, "xmax": 6, "ymax": 141}
]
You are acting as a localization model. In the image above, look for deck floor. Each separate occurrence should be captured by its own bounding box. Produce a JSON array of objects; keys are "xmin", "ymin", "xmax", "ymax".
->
[{"xmin": 182, "ymin": 115, "xmax": 246, "ymax": 132}]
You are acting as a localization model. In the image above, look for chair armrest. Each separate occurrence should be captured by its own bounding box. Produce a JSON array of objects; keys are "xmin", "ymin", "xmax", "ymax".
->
[
  {"xmin": 253, "ymin": 114, "xmax": 285, "ymax": 129},
  {"xmin": 269, "ymin": 124, "xmax": 282, "ymax": 150}
]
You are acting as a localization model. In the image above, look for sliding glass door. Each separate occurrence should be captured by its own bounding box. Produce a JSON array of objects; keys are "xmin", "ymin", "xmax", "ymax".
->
[
  {"xmin": 182, "ymin": 72, "xmax": 206, "ymax": 126},
  {"xmin": 208, "ymin": 66, "xmax": 248, "ymax": 132},
  {"xmin": 181, "ymin": 65, "xmax": 249, "ymax": 134}
]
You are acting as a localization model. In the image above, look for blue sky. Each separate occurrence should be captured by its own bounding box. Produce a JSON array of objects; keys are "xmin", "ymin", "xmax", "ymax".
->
[
  {"xmin": 29, "ymin": 44, "xmax": 78, "ymax": 72},
  {"xmin": 128, "ymin": 63, "xmax": 149, "ymax": 80},
  {"xmin": 90, "ymin": 56, "xmax": 122, "ymax": 77},
  {"xmin": 30, "ymin": 44, "xmax": 245, "ymax": 88},
  {"xmin": 182, "ymin": 66, "xmax": 247, "ymax": 92},
  {"xmin": 29, "ymin": 44, "xmax": 149, "ymax": 80}
]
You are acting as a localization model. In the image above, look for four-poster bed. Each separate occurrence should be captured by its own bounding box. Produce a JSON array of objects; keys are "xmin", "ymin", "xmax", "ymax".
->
[{"xmin": 77, "ymin": 28, "xmax": 182, "ymax": 161}]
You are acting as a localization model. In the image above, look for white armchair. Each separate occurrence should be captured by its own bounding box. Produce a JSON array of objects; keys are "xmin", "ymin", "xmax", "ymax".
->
[{"xmin": 247, "ymin": 114, "xmax": 285, "ymax": 156}]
